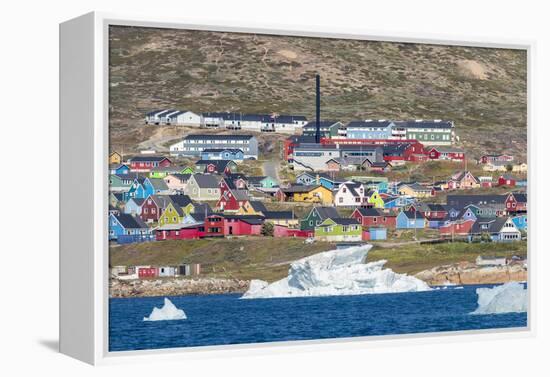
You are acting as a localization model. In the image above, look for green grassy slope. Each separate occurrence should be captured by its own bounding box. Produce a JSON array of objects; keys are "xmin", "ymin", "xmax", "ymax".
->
[{"xmin": 110, "ymin": 237, "xmax": 527, "ymax": 282}]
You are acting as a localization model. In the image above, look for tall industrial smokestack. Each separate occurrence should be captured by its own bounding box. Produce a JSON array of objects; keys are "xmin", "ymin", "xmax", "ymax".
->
[{"xmin": 315, "ymin": 74, "xmax": 321, "ymax": 144}]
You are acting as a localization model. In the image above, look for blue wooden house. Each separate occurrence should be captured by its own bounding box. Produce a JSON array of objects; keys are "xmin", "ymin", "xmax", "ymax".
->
[
  {"xmin": 200, "ymin": 148, "xmax": 244, "ymax": 161},
  {"xmin": 396, "ymin": 210, "xmax": 426, "ymax": 229},
  {"xmin": 295, "ymin": 172, "xmax": 317, "ymax": 185},
  {"xmin": 295, "ymin": 172, "xmax": 342, "ymax": 190},
  {"xmin": 124, "ymin": 198, "xmax": 145, "ymax": 216},
  {"xmin": 516, "ymin": 179, "xmax": 527, "ymax": 187},
  {"xmin": 460, "ymin": 207, "xmax": 478, "ymax": 222},
  {"xmin": 345, "ymin": 120, "xmax": 394, "ymax": 139},
  {"xmin": 109, "ymin": 213, "xmax": 152, "ymax": 242},
  {"xmin": 383, "ymin": 195, "xmax": 415, "ymax": 209},
  {"xmin": 319, "ymin": 176, "xmax": 343, "ymax": 190},
  {"xmin": 125, "ymin": 177, "xmax": 169, "ymax": 200},
  {"xmin": 109, "ymin": 164, "xmax": 130, "ymax": 175},
  {"xmin": 511, "ymin": 215, "xmax": 527, "ymax": 231}
]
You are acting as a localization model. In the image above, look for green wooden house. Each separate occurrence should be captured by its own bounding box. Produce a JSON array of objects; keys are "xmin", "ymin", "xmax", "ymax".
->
[
  {"xmin": 314, "ymin": 218, "xmax": 362, "ymax": 242},
  {"xmin": 300, "ymin": 206, "xmax": 340, "ymax": 231}
]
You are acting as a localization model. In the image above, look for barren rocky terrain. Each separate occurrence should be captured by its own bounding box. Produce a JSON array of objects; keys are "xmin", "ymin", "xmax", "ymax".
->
[{"xmin": 109, "ymin": 26, "xmax": 527, "ymax": 160}]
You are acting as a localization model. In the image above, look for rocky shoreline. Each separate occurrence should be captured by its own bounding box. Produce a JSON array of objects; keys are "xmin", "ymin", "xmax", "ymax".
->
[
  {"xmin": 110, "ymin": 277, "xmax": 250, "ymax": 298},
  {"xmin": 414, "ymin": 262, "xmax": 527, "ymax": 286},
  {"xmin": 110, "ymin": 262, "xmax": 527, "ymax": 298}
]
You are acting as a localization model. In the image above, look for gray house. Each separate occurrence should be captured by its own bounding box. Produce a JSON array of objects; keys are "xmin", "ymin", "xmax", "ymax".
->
[
  {"xmin": 185, "ymin": 174, "xmax": 222, "ymax": 201},
  {"xmin": 170, "ymin": 134, "xmax": 259, "ymax": 159}
]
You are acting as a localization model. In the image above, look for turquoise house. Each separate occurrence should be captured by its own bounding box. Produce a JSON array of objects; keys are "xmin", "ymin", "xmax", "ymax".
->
[
  {"xmin": 364, "ymin": 180, "xmax": 388, "ymax": 194},
  {"xmin": 248, "ymin": 176, "xmax": 279, "ymax": 188},
  {"xmin": 126, "ymin": 177, "xmax": 169, "ymax": 200},
  {"xmin": 511, "ymin": 215, "xmax": 527, "ymax": 231}
]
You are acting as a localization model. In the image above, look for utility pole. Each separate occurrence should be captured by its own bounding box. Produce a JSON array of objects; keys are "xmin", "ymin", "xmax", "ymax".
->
[{"xmin": 414, "ymin": 208, "xmax": 417, "ymax": 241}]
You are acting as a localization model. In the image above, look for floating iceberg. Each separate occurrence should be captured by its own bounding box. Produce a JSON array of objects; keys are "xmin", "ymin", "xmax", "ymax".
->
[
  {"xmin": 472, "ymin": 282, "xmax": 527, "ymax": 315},
  {"xmin": 242, "ymin": 245, "xmax": 431, "ymax": 299},
  {"xmin": 143, "ymin": 298, "xmax": 187, "ymax": 321}
]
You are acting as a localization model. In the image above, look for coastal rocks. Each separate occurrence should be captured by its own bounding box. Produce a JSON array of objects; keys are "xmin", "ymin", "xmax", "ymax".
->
[
  {"xmin": 415, "ymin": 262, "xmax": 527, "ymax": 286},
  {"xmin": 110, "ymin": 277, "xmax": 249, "ymax": 298}
]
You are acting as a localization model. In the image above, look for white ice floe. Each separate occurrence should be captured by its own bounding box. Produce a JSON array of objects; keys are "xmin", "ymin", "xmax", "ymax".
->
[
  {"xmin": 143, "ymin": 298, "xmax": 187, "ymax": 321},
  {"xmin": 242, "ymin": 245, "xmax": 431, "ymax": 299},
  {"xmin": 472, "ymin": 282, "xmax": 527, "ymax": 315}
]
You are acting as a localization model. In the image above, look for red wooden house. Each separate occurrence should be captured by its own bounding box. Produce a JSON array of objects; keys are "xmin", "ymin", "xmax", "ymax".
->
[
  {"xmin": 478, "ymin": 154, "xmax": 514, "ymax": 164},
  {"xmin": 138, "ymin": 267, "xmax": 158, "ymax": 279},
  {"xmin": 129, "ymin": 156, "xmax": 171, "ymax": 172},
  {"xmin": 426, "ymin": 146, "xmax": 465, "ymax": 161},
  {"xmin": 498, "ymin": 174, "xmax": 517, "ymax": 187},
  {"xmin": 140, "ymin": 195, "xmax": 171, "ymax": 223},
  {"xmin": 439, "ymin": 219, "xmax": 475, "ymax": 238},
  {"xmin": 203, "ymin": 214, "xmax": 225, "ymax": 237},
  {"xmin": 217, "ymin": 178, "xmax": 250, "ymax": 211},
  {"xmin": 223, "ymin": 215, "xmax": 264, "ymax": 236},
  {"xmin": 155, "ymin": 224, "xmax": 203, "ymax": 241},
  {"xmin": 505, "ymin": 192, "xmax": 527, "ymax": 213},
  {"xmin": 351, "ymin": 207, "xmax": 397, "ymax": 228},
  {"xmin": 196, "ymin": 160, "xmax": 237, "ymax": 175}
]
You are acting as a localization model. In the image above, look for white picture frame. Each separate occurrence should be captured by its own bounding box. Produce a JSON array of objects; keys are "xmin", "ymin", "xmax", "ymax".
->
[{"xmin": 59, "ymin": 11, "xmax": 536, "ymax": 365}]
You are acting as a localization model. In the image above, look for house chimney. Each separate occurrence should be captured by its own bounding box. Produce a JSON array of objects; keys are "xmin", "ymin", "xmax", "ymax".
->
[{"xmin": 315, "ymin": 74, "xmax": 321, "ymax": 144}]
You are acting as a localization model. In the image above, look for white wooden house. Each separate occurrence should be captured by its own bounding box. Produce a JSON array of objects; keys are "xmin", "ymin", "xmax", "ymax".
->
[{"xmin": 333, "ymin": 182, "xmax": 368, "ymax": 207}]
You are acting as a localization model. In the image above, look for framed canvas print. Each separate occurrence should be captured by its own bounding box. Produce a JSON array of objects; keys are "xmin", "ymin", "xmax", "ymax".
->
[{"xmin": 60, "ymin": 12, "xmax": 534, "ymax": 365}]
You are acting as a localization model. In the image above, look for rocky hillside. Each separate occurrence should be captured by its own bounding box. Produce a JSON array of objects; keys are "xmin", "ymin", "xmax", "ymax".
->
[{"xmin": 109, "ymin": 26, "xmax": 527, "ymax": 159}]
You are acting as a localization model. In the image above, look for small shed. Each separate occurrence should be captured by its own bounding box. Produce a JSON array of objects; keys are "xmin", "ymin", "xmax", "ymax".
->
[{"xmin": 368, "ymin": 227, "xmax": 387, "ymax": 240}]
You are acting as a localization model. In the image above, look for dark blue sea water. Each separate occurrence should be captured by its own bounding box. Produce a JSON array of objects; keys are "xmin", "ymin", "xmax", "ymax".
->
[{"xmin": 109, "ymin": 285, "xmax": 527, "ymax": 352}]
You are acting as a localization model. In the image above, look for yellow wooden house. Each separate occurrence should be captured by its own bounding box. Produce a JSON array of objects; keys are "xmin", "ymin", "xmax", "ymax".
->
[
  {"xmin": 237, "ymin": 200, "xmax": 267, "ymax": 216},
  {"xmin": 398, "ymin": 183, "xmax": 434, "ymax": 198},
  {"xmin": 109, "ymin": 151, "xmax": 122, "ymax": 165},
  {"xmin": 285, "ymin": 185, "xmax": 333, "ymax": 205}
]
